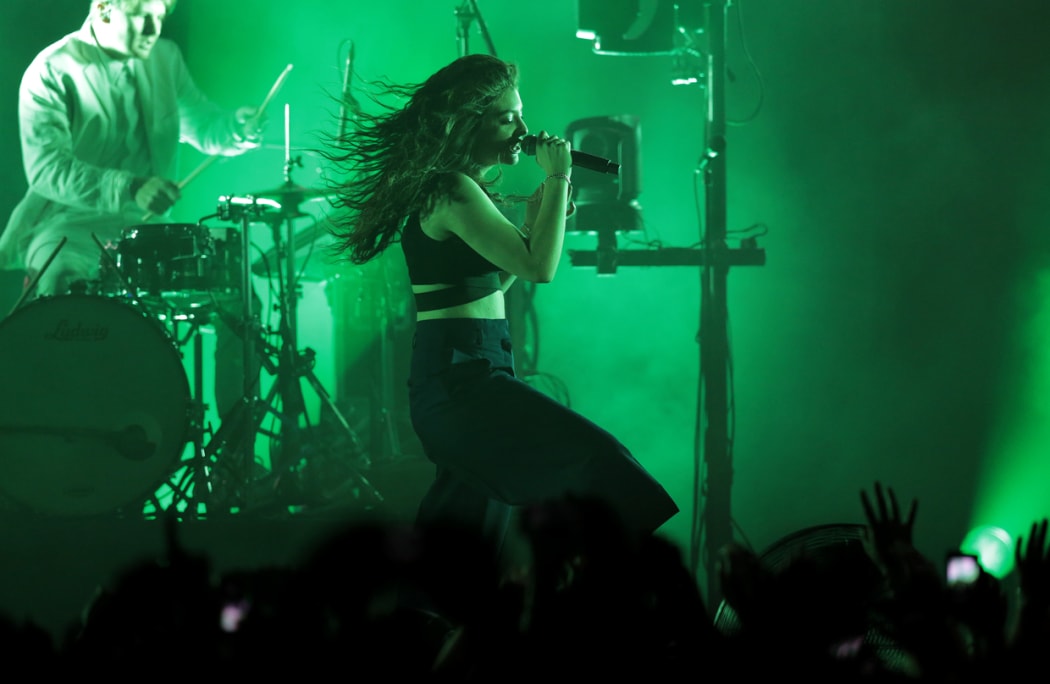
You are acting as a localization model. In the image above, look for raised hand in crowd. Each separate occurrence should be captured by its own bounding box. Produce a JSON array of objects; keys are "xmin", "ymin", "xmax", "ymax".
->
[
  {"xmin": 859, "ymin": 481, "xmax": 932, "ymax": 591},
  {"xmin": 1009, "ymin": 517, "xmax": 1050, "ymax": 666},
  {"xmin": 859, "ymin": 482, "xmax": 968, "ymax": 680}
]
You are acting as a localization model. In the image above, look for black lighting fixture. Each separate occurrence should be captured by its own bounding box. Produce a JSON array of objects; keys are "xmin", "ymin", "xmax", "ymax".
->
[
  {"xmin": 576, "ymin": 0, "xmax": 707, "ymax": 86},
  {"xmin": 565, "ymin": 115, "xmax": 643, "ymax": 275}
]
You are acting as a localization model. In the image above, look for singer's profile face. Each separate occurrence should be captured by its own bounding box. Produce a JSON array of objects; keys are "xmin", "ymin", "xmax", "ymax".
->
[
  {"xmin": 97, "ymin": 0, "xmax": 168, "ymax": 60},
  {"xmin": 472, "ymin": 87, "xmax": 527, "ymax": 170}
]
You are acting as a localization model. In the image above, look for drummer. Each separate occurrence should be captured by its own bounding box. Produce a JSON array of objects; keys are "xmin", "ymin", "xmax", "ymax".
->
[{"xmin": 0, "ymin": 0, "xmax": 264, "ymax": 417}]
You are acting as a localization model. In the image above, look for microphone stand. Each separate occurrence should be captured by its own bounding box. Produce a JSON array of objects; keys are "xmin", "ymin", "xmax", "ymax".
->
[
  {"xmin": 454, "ymin": 0, "xmax": 497, "ymax": 57},
  {"xmin": 697, "ymin": 0, "xmax": 733, "ymax": 613},
  {"xmin": 454, "ymin": 1, "xmax": 473, "ymax": 56},
  {"xmin": 563, "ymin": 1, "xmax": 762, "ymax": 614}
]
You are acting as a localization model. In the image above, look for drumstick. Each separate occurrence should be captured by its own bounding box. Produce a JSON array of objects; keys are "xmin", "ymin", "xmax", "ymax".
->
[
  {"xmin": 252, "ymin": 63, "xmax": 295, "ymax": 126},
  {"xmin": 141, "ymin": 63, "xmax": 295, "ymax": 221},
  {"xmin": 177, "ymin": 155, "xmax": 219, "ymax": 191},
  {"xmin": 182, "ymin": 62, "xmax": 293, "ymax": 187},
  {"xmin": 7, "ymin": 237, "xmax": 66, "ymax": 317}
]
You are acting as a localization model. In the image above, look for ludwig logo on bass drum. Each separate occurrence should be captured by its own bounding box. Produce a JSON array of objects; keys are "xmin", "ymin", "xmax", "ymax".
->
[{"xmin": 45, "ymin": 319, "xmax": 110, "ymax": 341}]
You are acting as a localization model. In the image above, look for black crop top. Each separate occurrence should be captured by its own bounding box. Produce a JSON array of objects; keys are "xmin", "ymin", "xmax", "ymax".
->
[{"xmin": 401, "ymin": 212, "xmax": 502, "ymax": 312}]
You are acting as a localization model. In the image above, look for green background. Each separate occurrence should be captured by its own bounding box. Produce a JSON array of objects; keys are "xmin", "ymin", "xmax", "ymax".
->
[{"xmin": 2, "ymin": 0, "xmax": 1049, "ymax": 609}]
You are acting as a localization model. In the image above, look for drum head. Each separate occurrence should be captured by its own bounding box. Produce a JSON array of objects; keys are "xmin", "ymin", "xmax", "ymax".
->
[{"xmin": 0, "ymin": 295, "xmax": 190, "ymax": 516}]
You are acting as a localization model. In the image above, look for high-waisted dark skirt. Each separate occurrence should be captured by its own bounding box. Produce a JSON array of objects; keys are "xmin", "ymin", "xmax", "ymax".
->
[{"xmin": 408, "ymin": 317, "xmax": 678, "ymax": 540}]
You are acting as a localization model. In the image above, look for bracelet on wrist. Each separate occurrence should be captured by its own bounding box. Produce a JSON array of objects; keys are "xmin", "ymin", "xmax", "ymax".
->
[{"xmin": 544, "ymin": 173, "xmax": 573, "ymax": 200}]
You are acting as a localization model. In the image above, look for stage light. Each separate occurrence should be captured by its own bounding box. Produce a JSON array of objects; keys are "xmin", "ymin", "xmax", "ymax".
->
[
  {"xmin": 576, "ymin": 0, "xmax": 677, "ymax": 55},
  {"xmin": 960, "ymin": 525, "xmax": 1015, "ymax": 579},
  {"xmin": 565, "ymin": 114, "xmax": 643, "ymax": 237},
  {"xmin": 576, "ymin": 1, "xmax": 707, "ymax": 86}
]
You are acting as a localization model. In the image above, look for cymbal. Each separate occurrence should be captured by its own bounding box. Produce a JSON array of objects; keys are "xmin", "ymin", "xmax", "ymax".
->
[{"xmin": 250, "ymin": 183, "xmax": 334, "ymax": 204}]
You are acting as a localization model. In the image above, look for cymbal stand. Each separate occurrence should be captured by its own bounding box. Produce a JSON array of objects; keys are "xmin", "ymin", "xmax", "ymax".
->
[
  {"xmin": 201, "ymin": 198, "xmax": 273, "ymax": 512},
  {"xmin": 259, "ymin": 188, "xmax": 383, "ymax": 506},
  {"xmin": 156, "ymin": 309, "xmax": 215, "ymax": 518},
  {"xmin": 223, "ymin": 106, "xmax": 382, "ymax": 508},
  {"xmin": 93, "ymin": 233, "xmax": 216, "ymax": 518}
]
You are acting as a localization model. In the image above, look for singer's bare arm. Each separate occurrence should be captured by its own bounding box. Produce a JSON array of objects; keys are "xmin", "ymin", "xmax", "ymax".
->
[{"xmin": 421, "ymin": 171, "xmax": 569, "ymax": 283}]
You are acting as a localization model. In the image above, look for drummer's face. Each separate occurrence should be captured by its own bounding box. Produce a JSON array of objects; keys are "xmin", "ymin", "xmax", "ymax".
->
[{"xmin": 97, "ymin": 1, "xmax": 168, "ymax": 60}]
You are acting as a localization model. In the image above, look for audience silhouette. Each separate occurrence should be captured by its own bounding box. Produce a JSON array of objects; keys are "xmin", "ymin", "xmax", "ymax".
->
[{"xmin": 2, "ymin": 482, "xmax": 1048, "ymax": 680}]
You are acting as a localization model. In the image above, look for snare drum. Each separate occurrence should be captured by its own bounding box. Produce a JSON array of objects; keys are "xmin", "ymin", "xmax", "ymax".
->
[
  {"xmin": 0, "ymin": 294, "xmax": 190, "ymax": 516},
  {"xmin": 102, "ymin": 223, "xmax": 241, "ymax": 311},
  {"xmin": 210, "ymin": 226, "xmax": 244, "ymax": 295}
]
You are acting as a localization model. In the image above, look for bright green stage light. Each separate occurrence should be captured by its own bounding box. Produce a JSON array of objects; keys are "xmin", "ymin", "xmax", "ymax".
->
[{"xmin": 960, "ymin": 525, "xmax": 1015, "ymax": 579}]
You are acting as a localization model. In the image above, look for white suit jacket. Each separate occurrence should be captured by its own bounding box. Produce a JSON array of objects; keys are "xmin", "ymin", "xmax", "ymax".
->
[{"xmin": 0, "ymin": 21, "xmax": 256, "ymax": 270}]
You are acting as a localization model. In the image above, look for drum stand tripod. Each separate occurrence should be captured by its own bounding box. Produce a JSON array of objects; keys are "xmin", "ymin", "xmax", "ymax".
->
[
  {"xmin": 206, "ymin": 185, "xmax": 384, "ymax": 514},
  {"xmin": 89, "ymin": 238, "xmax": 227, "ymax": 520},
  {"xmin": 155, "ymin": 308, "xmax": 229, "ymax": 518}
]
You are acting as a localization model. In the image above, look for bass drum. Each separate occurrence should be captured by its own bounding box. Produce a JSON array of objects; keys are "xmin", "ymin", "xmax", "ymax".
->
[{"xmin": 0, "ymin": 294, "xmax": 190, "ymax": 516}]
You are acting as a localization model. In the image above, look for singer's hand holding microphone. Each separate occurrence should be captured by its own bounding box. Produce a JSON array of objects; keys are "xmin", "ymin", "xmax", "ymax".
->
[
  {"xmin": 526, "ymin": 132, "xmax": 577, "ymax": 221},
  {"xmin": 530, "ymin": 131, "xmax": 573, "ymax": 180}
]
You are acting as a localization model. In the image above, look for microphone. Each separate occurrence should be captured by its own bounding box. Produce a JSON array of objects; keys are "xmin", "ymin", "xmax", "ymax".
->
[
  {"xmin": 338, "ymin": 41, "xmax": 361, "ymax": 140},
  {"xmin": 521, "ymin": 135, "xmax": 620, "ymax": 176}
]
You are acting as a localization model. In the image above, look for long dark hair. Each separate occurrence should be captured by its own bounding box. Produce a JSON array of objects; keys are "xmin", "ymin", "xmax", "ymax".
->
[{"xmin": 321, "ymin": 53, "xmax": 519, "ymax": 265}]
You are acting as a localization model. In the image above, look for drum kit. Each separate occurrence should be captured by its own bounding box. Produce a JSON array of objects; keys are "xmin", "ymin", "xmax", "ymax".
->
[
  {"xmin": 0, "ymin": 58, "xmax": 402, "ymax": 519},
  {"xmin": 0, "ymin": 173, "xmax": 385, "ymax": 520}
]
